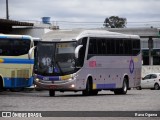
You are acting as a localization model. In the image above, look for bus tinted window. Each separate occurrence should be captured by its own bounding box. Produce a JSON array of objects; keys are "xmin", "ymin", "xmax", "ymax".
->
[
  {"xmin": 97, "ymin": 39, "xmax": 103, "ymax": 54},
  {"xmin": 116, "ymin": 40, "xmax": 124, "ymax": 54},
  {"xmin": 110, "ymin": 39, "xmax": 116, "ymax": 54},
  {"xmin": 124, "ymin": 40, "xmax": 132, "ymax": 54},
  {"xmin": 0, "ymin": 39, "xmax": 30, "ymax": 56},
  {"xmin": 88, "ymin": 38, "xmax": 97, "ymax": 54},
  {"xmin": 88, "ymin": 37, "xmax": 140, "ymax": 56},
  {"xmin": 132, "ymin": 39, "xmax": 140, "ymax": 55},
  {"xmin": 101, "ymin": 39, "xmax": 107, "ymax": 54},
  {"xmin": 106, "ymin": 39, "xmax": 112, "ymax": 54}
]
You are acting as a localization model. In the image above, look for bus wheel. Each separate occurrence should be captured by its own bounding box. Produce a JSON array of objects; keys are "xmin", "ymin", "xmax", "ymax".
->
[
  {"xmin": 82, "ymin": 80, "xmax": 92, "ymax": 96},
  {"xmin": 10, "ymin": 88, "xmax": 24, "ymax": 92},
  {"xmin": 114, "ymin": 78, "xmax": 128, "ymax": 95},
  {"xmin": 0, "ymin": 78, "xmax": 3, "ymax": 92},
  {"xmin": 91, "ymin": 90, "xmax": 98, "ymax": 95},
  {"xmin": 49, "ymin": 90, "xmax": 55, "ymax": 97}
]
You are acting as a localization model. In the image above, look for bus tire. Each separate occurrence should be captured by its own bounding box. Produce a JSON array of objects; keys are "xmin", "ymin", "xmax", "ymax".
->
[
  {"xmin": 114, "ymin": 78, "xmax": 128, "ymax": 95},
  {"xmin": 91, "ymin": 90, "xmax": 98, "ymax": 95},
  {"xmin": 82, "ymin": 79, "xmax": 92, "ymax": 96},
  {"xmin": 0, "ymin": 77, "xmax": 3, "ymax": 92},
  {"xmin": 10, "ymin": 88, "xmax": 24, "ymax": 92},
  {"xmin": 49, "ymin": 90, "xmax": 55, "ymax": 97}
]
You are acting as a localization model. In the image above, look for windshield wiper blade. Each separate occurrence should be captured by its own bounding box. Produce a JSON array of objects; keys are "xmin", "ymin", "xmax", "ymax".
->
[{"xmin": 55, "ymin": 61, "xmax": 64, "ymax": 75}]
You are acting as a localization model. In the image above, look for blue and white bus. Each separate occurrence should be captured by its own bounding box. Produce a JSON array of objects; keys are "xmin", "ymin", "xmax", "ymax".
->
[
  {"xmin": 0, "ymin": 34, "xmax": 34, "ymax": 92},
  {"xmin": 33, "ymin": 29, "xmax": 141, "ymax": 96}
]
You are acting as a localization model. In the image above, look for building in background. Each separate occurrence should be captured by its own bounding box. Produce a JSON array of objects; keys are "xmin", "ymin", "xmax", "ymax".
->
[
  {"xmin": 106, "ymin": 28, "xmax": 160, "ymax": 66},
  {"xmin": 104, "ymin": 28, "xmax": 160, "ymax": 76},
  {"xmin": 0, "ymin": 17, "xmax": 59, "ymax": 38},
  {"xmin": 0, "ymin": 18, "xmax": 33, "ymax": 33}
]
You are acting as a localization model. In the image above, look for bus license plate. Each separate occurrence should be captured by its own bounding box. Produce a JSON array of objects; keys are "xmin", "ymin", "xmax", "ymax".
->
[{"xmin": 49, "ymin": 85, "xmax": 57, "ymax": 89}]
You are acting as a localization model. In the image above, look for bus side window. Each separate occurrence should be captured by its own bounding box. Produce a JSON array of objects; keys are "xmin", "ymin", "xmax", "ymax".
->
[
  {"xmin": 101, "ymin": 39, "xmax": 107, "ymax": 54},
  {"xmin": 132, "ymin": 39, "xmax": 140, "ymax": 55},
  {"xmin": 116, "ymin": 39, "xmax": 124, "ymax": 54},
  {"xmin": 88, "ymin": 38, "xmax": 97, "ymax": 54},
  {"xmin": 106, "ymin": 39, "xmax": 116, "ymax": 55},
  {"xmin": 124, "ymin": 39, "xmax": 132, "ymax": 55},
  {"xmin": 97, "ymin": 39, "xmax": 102, "ymax": 54}
]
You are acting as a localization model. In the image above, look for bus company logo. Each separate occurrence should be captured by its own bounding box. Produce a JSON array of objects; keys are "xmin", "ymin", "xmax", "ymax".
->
[
  {"xmin": 89, "ymin": 61, "xmax": 96, "ymax": 67},
  {"xmin": 2, "ymin": 112, "xmax": 11, "ymax": 117},
  {"xmin": 129, "ymin": 59, "xmax": 134, "ymax": 74}
]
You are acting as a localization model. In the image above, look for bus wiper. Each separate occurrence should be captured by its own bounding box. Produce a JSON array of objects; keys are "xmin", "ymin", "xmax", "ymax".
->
[{"xmin": 55, "ymin": 61, "xmax": 64, "ymax": 75}]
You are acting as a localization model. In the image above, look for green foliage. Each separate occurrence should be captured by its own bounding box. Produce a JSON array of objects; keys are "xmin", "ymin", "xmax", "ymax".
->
[{"xmin": 104, "ymin": 16, "xmax": 127, "ymax": 28}]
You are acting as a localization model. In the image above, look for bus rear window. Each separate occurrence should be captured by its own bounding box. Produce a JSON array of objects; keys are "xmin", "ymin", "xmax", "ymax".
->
[{"xmin": 0, "ymin": 39, "xmax": 30, "ymax": 56}]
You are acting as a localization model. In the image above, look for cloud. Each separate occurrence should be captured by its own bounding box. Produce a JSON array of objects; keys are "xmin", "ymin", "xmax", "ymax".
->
[{"xmin": 0, "ymin": 0, "xmax": 160, "ymax": 28}]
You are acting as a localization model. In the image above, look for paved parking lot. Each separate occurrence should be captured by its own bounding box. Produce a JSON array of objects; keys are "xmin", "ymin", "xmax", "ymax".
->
[{"xmin": 0, "ymin": 89, "xmax": 160, "ymax": 119}]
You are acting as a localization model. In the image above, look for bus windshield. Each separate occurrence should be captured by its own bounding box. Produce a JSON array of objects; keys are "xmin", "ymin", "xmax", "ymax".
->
[
  {"xmin": 35, "ymin": 41, "xmax": 77, "ymax": 76},
  {"xmin": 0, "ymin": 35, "xmax": 34, "ymax": 90},
  {"xmin": 0, "ymin": 39, "xmax": 30, "ymax": 56}
]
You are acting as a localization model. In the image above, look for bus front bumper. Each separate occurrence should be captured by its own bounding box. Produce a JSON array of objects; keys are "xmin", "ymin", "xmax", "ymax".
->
[{"xmin": 34, "ymin": 77, "xmax": 77, "ymax": 91}]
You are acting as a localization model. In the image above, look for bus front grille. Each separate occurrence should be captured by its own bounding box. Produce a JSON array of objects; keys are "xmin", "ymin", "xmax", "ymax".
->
[
  {"xmin": 17, "ymin": 69, "xmax": 29, "ymax": 78},
  {"xmin": 11, "ymin": 70, "xmax": 30, "ymax": 87}
]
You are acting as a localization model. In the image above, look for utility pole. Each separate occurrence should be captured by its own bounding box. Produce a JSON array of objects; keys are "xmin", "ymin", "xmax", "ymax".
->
[
  {"xmin": 148, "ymin": 36, "xmax": 153, "ymax": 65},
  {"xmin": 6, "ymin": 0, "xmax": 9, "ymax": 19}
]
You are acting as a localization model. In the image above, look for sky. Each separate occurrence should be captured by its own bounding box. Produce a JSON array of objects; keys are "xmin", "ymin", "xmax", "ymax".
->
[{"xmin": 0, "ymin": 0, "xmax": 160, "ymax": 29}]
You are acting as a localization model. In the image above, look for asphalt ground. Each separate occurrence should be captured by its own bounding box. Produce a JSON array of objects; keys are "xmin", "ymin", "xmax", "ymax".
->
[{"xmin": 0, "ymin": 89, "xmax": 160, "ymax": 120}]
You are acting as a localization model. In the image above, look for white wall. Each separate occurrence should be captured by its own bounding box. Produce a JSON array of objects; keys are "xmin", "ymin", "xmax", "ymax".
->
[
  {"xmin": 142, "ymin": 66, "xmax": 160, "ymax": 77},
  {"xmin": 10, "ymin": 27, "xmax": 51, "ymax": 38}
]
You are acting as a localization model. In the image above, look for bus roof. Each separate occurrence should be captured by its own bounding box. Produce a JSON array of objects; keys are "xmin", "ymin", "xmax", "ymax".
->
[
  {"xmin": 0, "ymin": 34, "xmax": 32, "ymax": 39},
  {"xmin": 42, "ymin": 29, "xmax": 140, "ymax": 41}
]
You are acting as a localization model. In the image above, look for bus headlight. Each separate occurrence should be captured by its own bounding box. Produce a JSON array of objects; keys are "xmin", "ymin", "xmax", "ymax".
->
[
  {"xmin": 68, "ymin": 78, "xmax": 73, "ymax": 81},
  {"xmin": 71, "ymin": 84, "xmax": 75, "ymax": 88},
  {"xmin": 35, "ymin": 78, "xmax": 40, "ymax": 82}
]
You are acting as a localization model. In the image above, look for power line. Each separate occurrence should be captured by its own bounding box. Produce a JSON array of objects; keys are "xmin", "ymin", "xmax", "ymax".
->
[
  {"xmin": 53, "ymin": 20, "xmax": 160, "ymax": 24},
  {"xmin": 128, "ymin": 21, "xmax": 160, "ymax": 24},
  {"xmin": 16, "ymin": 19, "xmax": 160, "ymax": 28},
  {"xmin": 17, "ymin": 19, "xmax": 160, "ymax": 24}
]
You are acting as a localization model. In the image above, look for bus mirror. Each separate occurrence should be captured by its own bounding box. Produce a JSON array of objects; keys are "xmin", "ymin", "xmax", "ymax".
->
[
  {"xmin": 75, "ymin": 45, "xmax": 83, "ymax": 59},
  {"xmin": 28, "ymin": 46, "xmax": 36, "ymax": 59}
]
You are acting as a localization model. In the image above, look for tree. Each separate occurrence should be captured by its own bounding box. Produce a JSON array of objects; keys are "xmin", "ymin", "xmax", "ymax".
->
[{"xmin": 104, "ymin": 16, "xmax": 127, "ymax": 28}]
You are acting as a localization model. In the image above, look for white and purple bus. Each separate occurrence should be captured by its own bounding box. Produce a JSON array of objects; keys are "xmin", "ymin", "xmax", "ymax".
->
[{"xmin": 33, "ymin": 29, "xmax": 141, "ymax": 96}]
